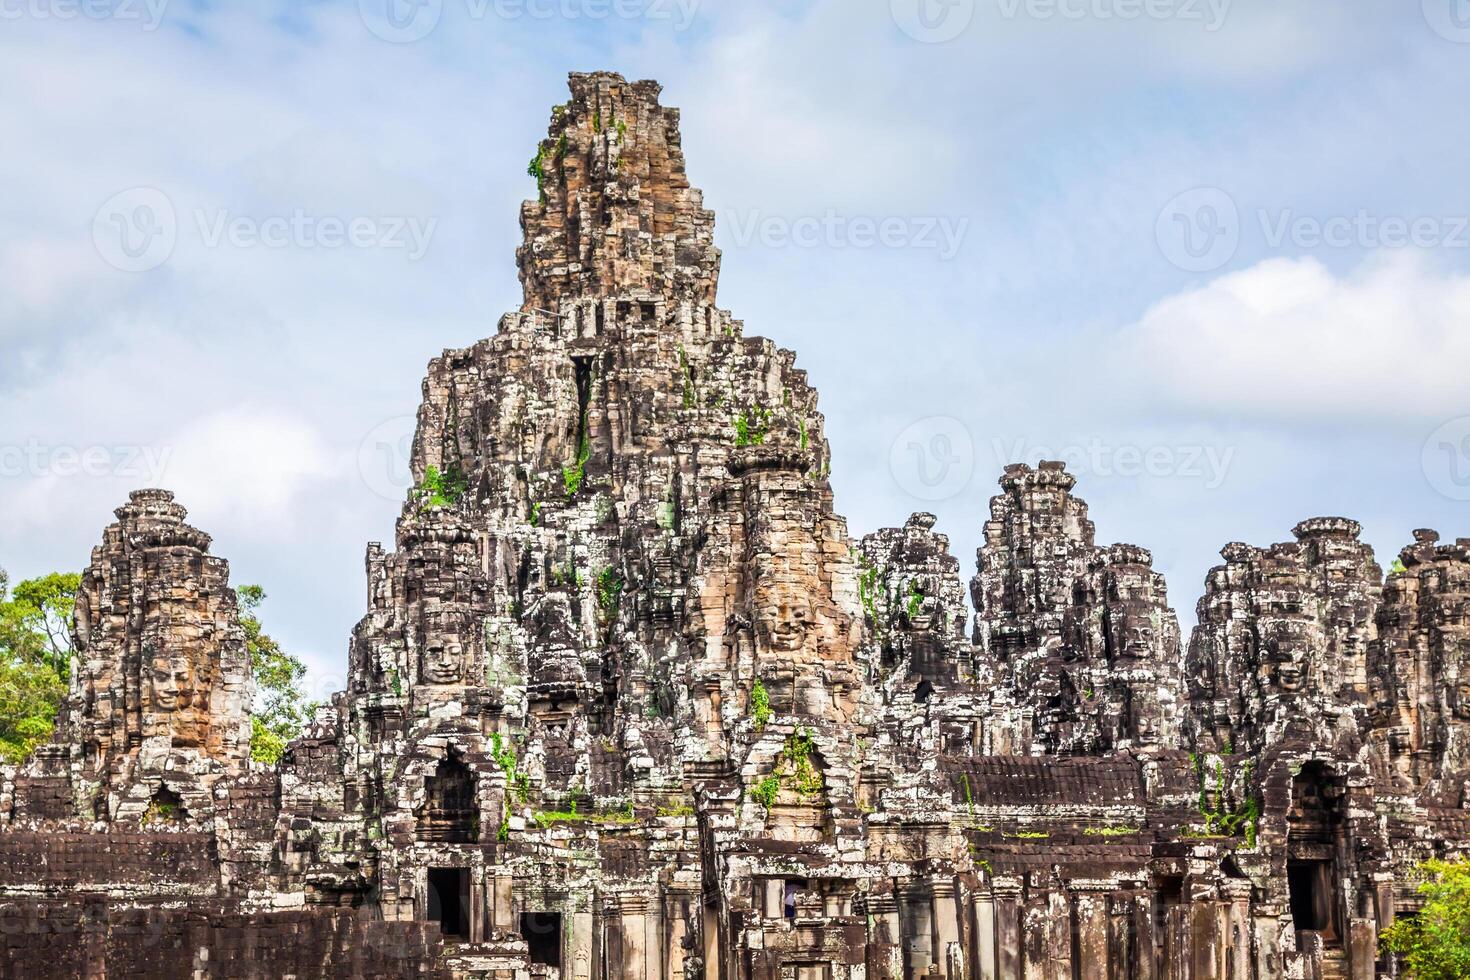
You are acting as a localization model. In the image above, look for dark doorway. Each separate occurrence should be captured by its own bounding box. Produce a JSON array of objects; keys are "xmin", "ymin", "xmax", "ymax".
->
[
  {"xmin": 427, "ymin": 867, "xmax": 470, "ymax": 939},
  {"xmin": 521, "ymin": 912, "xmax": 562, "ymax": 966},
  {"xmin": 1288, "ymin": 860, "xmax": 1336, "ymax": 937}
]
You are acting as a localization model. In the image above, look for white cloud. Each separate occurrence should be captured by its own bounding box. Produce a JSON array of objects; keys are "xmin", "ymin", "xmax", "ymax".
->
[
  {"xmin": 160, "ymin": 408, "xmax": 338, "ymax": 531},
  {"xmin": 1118, "ymin": 254, "xmax": 1470, "ymax": 420}
]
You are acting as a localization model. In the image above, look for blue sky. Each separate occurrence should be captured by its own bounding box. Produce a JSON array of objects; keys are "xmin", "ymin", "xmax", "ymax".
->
[{"xmin": 3, "ymin": 0, "xmax": 1469, "ymax": 695}]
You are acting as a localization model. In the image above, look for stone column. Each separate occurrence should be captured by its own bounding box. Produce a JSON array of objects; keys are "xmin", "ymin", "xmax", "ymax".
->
[
  {"xmin": 620, "ymin": 895, "xmax": 649, "ymax": 980},
  {"xmin": 1075, "ymin": 892, "xmax": 1109, "ymax": 980},
  {"xmin": 493, "ymin": 872, "xmax": 515, "ymax": 933},
  {"xmin": 572, "ymin": 911, "xmax": 595, "ymax": 980},
  {"xmin": 933, "ymin": 879, "xmax": 962, "ymax": 979},
  {"xmin": 992, "ymin": 883, "xmax": 1022, "ymax": 980},
  {"xmin": 972, "ymin": 889, "xmax": 996, "ymax": 980}
]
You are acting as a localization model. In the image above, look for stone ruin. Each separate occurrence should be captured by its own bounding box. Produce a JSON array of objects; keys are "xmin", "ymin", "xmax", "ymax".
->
[{"xmin": 2, "ymin": 72, "xmax": 1467, "ymax": 979}]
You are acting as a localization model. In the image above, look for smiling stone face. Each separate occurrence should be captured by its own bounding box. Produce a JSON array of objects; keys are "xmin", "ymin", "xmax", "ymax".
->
[
  {"xmin": 1262, "ymin": 619, "xmax": 1313, "ymax": 694},
  {"xmin": 1107, "ymin": 605, "xmax": 1156, "ymax": 661},
  {"xmin": 150, "ymin": 654, "xmax": 196, "ymax": 714},
  {"xmin": 420, "ymin": 634, "xmax": 466, "ymax": 686},
  {"xmin": 756, "ymin": 584, "xmax": 814, "ymax": 657}
]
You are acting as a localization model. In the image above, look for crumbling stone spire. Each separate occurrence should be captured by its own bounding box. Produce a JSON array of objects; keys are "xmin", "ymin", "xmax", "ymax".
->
[
  {"xmin": 1184, "ymin": 517, "xmax": 1379, "ymax": 760},
  {"xmin": 970, "ymin": 462, "xmax": 1182, "ymax": 753},
  {"xmin": 518, "ymin": 72, "xmax": 720, "ymax": 311},
  {"xmin": 58, "ymin": 489, "xmax": 253, "ymax": 822},
  {"xmin": 1368, "ymin": 529, "xmax": 1470, "ymax": 801}
]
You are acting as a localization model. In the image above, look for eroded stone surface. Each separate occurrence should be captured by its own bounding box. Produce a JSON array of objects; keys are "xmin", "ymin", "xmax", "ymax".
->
[{"xmin": 1, "ymin": 72, "xmax": 1467, "ymax": 980}]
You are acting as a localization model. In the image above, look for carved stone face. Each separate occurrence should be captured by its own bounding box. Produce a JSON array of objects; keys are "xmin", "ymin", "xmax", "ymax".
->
[
  {"xmin": 1455, "ymin": 679, "xmax": 1470, "ymax": 720},
  {"xmin": 1109, "ymin": 606, "xmax": 1155, "ymax": 660},
  {"xmin": 421, "ymin": 635, "xmax": 465, "ymax": 685},
  {"xmin": 1262, "ymin": 620, "xmax": 1311, "ymax": 693},
  {"xmin": 150, "ymin": 655, "xmax": 196, "ymax": 713},
  {"xmin": 1132, "ymin": 703, "xmax": 1161, "ymax": 747},
  {"xmin": 1272, "ymin": 658, "xmax": 1305, "ymax": 692},
  {"xmin": 755, "ymin": 582, "xmax": 814, "ymax": 656}
]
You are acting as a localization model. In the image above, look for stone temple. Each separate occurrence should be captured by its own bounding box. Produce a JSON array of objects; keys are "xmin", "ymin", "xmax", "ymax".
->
[{"xmin": 2, "ymin": 72, "xmax": 1467, "ymax": 979}]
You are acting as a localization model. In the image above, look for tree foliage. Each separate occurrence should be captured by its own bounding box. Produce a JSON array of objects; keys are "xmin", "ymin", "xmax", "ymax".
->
[
  {"xmin": 237, "ymin": 586, "xmax": 316, "ymax": 765},
  {"xmin": 0, "ymin": 568, "xmax": 79, "ymax": 763},
  {"xmin": 1381, "ymin": 858, "xmax": 1470, "ymax": 980}
]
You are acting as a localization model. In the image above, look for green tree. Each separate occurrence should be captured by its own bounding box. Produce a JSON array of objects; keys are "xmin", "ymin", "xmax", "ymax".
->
[
  {"xmin": 237, "ymin": 586, "xmax": 316, "ymax": 765},
  {"xmin": 1381, "ymin": 858, "xmax": 1470, "ymax": 980},
  {"xmin": 0, "ymin": 570, "xmax": 80, "ymax": 680},
  {"xmin": 0, "ymin": 569, "xmax": 79, "ymax": 762}
]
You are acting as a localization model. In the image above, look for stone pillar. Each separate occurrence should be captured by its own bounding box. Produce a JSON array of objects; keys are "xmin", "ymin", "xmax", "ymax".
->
[
  {"xmin": 1223, "ymin": 881, "xmax": 1252, "ymax": 980},
  {"xmin": 666, "ymin": 899, "xmax": 688, "ymax": 980},
  {"xmin": 866, "ymin": 891, "xmax": 903, "ymax": 980},
  {"xmin": 572, "ymin": 911, "xmax": 595, "ymax": 980},
  {"xmin": 644, "ymin": 897, "xmax": 664, "ymax": 980},
  {"xmin": 1044, "ymin": 888, "xmax": 1072, "ymax": 980},
  {"xmin": 933, "ymin": 879, "xmax": 962, "ymax": 979},
  {"xmin": 1075, "ymin": 892, "xmax": 1109, "ymax": 980},
  {"xmin": 620, "ymin": 895, "xmax": 649, "ymax": 980},
  {"xmin": 1347, "ymin": 918, "xmax": 1376, "ymax": 980},
  {"xmin": 972, "ymin": 890, "xmax": 996, "ymax": 980},
  {"xmin": 493, "ymin": 872, "xmax": 515, "ymax": 933},
  {"xmin": 992, "ymin": 884, "xmax": 1022, "ymax": 980}
]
